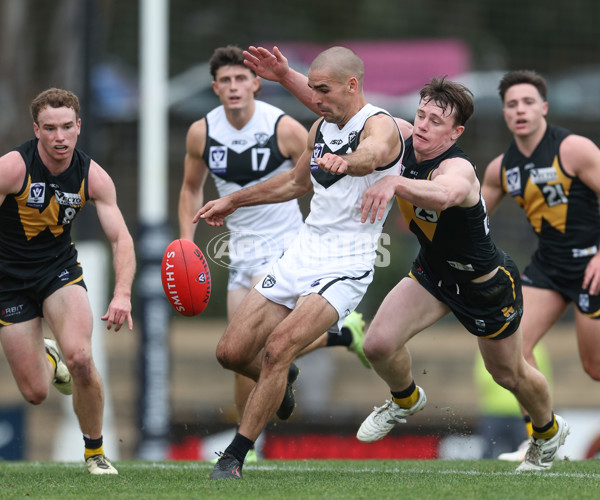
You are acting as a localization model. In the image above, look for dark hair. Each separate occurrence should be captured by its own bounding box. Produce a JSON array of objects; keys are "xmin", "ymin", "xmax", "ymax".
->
[
  {"xmin": 498, "ymin": 70, "xmax": 547, "ymax": 102},
  {"xmin": 30, "ymin": 88, "xmax": 80, "ymax": 123},
  {"xmin": 419, "ymin": 76, "xmax": 474, "ymax": 126},
  {"xmin": 209, "ymin": 45, "xmax": 256, "ymax": 80}
]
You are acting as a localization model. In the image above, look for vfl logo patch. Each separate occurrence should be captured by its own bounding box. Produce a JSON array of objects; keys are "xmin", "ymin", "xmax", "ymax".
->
[
  {"xmin": 579, "ymin": 293, "xmax": 590, "ymax": 312},
  {"xmin": 27, "ymin": 182, "xmax": 46, "ymax": 208},
  {"xmin": 505, "ymin": 166, "xmax": 522, "ymax": 196},
  {"xmin": 254, "ymin": 132, "xmax": 270, "ymax": 147},
  {"xmin": 209, "ymin": 146, "xmax": 227, "ymax": 172},
  {"xmin": 311, "ymin": 143, "xmax": 324, "ymax": 171},
  {"xmin": 262, "ymin": 274, "xmax": 276, "ymax": 288}
]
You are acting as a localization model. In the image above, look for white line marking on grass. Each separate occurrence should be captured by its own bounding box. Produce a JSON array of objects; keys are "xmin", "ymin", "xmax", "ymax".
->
[{"xmin": 5, "ymin": 461, "xmax": 599, "ymax": 479}]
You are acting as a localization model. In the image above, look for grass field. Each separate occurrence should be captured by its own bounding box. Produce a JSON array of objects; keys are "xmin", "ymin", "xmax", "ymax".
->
[{"xmin": 1, "ymin": 459, "xmax": 599, "ymax": 499}]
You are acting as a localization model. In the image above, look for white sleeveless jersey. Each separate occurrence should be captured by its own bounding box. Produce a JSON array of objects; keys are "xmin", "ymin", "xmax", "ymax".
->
[
  {"xmin": 203, "ymin": 101, "xmax": 303, "ymax": 261},
  {"xmin": 296, "ymin": 103, "xmax": 403, "ymax": 270}
]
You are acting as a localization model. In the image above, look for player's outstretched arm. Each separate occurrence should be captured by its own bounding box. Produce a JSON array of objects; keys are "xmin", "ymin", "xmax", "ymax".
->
[
  {"xmin": 244, "ymin": 45, "xmax": 318, "ymax": 115},
  {"xmin": 89, "ymin": 161, "xmax": 135, "ymax": 331}
]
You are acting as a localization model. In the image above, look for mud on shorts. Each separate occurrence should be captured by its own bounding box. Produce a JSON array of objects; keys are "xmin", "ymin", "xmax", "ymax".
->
[
  {"xmin": 0, "ymin": 262, "xmax": 87, "ymax": 326},
  {"xmin": 521, "ymin": 257, "xmax": 600, "ymax": 318},
  {"xmin": 410, "ymin": 252, "xmax": 523, "ymax": 340}
]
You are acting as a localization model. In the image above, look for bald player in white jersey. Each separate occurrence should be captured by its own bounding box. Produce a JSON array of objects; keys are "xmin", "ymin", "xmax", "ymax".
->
[
  {"xmin": 178, "ymin": 46, "xmax": 371, "ymax": 462},
  {"xmin": 198, "ymin": 45, "xmax": 404, "ymax": 480}
]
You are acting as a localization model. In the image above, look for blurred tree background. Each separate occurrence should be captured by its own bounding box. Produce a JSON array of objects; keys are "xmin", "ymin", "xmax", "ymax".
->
[{"xmin": 1, "ymin": 0, "xmax": 599, "ymax": 319}]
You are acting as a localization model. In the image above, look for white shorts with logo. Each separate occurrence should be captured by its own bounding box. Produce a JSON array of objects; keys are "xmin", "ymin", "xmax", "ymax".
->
[{"xmin": 254, "ymin": 243, "xmax": 374, "ymax": 332}]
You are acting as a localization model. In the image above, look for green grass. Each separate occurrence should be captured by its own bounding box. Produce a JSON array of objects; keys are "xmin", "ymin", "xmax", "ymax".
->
[{"xmin": 1, "ymin": 459, "xmax": 599, "ymax": 499}]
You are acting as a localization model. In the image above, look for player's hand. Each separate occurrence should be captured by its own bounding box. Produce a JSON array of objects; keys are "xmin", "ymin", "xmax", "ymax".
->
[
  {"xmin": 195, "ymin": 197, "xmax": 235, "ymax": 226},
  {"xmin": 315, "ymin": 153, "xmax": 348, "ymax": 175},
  {"xmin": 583, "ymin": 253, "xmax": 600, "ymax": 295},
  {"xmin": 361, "ymin": 177, "xmax": 397, "ymax": 224},
  {"xmin": 102, "ymin": 295, "xmax": 133, "ymax": 332},
  {"xmin": 243, "ymin": 46, "xmax": 289, "ymax": 82}
]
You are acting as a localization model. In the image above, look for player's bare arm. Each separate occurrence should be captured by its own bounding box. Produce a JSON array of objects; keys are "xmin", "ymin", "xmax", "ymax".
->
[
  {"xmin": 244, "ymin": 46, "xmax": 317, "ymax": 115},
  {"xmin": 394, "ymin": 117, "xmax": 414, "ymax": 141},
  {"xmin": 560, "ymin": 134, "xmax": 600, "ymax": 295},
  {"xmin": 316, "ymin": 114, "xmax": 401, "ymax": 176},
  {"xmin": 197, "ymin": 123, "xmax": 316, "ymax": 227},
  {"xmin": 178, "ymin": 119, "xmax": 209, "ymax": 241},
  {"xmin": 361, "ymin": 157, "xmax": 477, "ymax": 224},
  {"xmin": 276, "ymin": 114, "xmax": 308, "ymax": 164},
  {"xmin": 481, "ymin": 154, "xmax": 506, "ymax": 216},
  {"xmin": 0, "ymin": 151, "xmax": 26, "ymax": 205},
  {"xmin": 89, "ymin": 161, "xmax": 135, "ymax": 331}
]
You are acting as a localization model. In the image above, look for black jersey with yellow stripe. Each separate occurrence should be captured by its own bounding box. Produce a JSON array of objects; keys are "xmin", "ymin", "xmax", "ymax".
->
[
  {"xmin": 500, "ymin": 125, "xmax": 600, "ymax": 275},
  {"xmin": 398, "ymin": 137, "xmax": 503, "ymax": 284},
  {"xmin": 0, "ymin": 139, "xmax": 90, "ymax": 279}
]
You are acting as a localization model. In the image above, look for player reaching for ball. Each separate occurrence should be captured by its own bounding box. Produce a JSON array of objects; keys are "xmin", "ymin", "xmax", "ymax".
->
[
  {"xmin": 0, "ymin": 88, "xmax": 135, "ymax": 474},
  {"xmin": 177, "ymin": 46, "xmax": 371, "ymax": 463}
]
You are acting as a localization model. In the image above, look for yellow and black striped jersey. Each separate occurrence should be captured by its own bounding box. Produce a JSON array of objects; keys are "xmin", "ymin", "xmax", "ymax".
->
[
  {"xmin": 500, "ymin": 125, "xmax": 600, "ymax": 275},
  {"xmin": 0, "ymin": 139, "xmax": 90, "ymax": 279},
  {"xmin": 398, "ymin": 137, "xmax": 503, "ymax": 284}
]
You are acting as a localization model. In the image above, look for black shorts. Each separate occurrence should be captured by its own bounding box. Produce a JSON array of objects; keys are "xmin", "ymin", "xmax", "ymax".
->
[
  {"xmin": 522, "ymin": 258, "xmax": 600, "ymax": 318},
  {"xmin": 0, "ymin": 263, "xmax": 87, "ymax": 326},
  {"xmin": 410, "ymin": 252, "xmax": 523, "ymax": 340}
]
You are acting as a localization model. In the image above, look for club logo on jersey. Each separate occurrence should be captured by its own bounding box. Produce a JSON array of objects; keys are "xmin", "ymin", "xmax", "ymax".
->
[
  {"xmin": 262, "ymin": 274, "xmax": 276, "ymax": 288},
  {"xmin": 505, "ymin": 166, "xmax": 522, "ymax": 196},
  {"xmin": 27, "ymin": 182, "xmax": 46, "ymax": 208},
  {"xmin": 311, "ymin": 143, "xmax": 325, "ymax": 171},
  {"xmin": 55, "ymin": 190, "xmax": 82, "ymax": 207},
  {"xmin": 530, "ymin": 167, "xmax": 557, "ymax": 184},
  {"xmin": 348, "ymin": 130, "xmax": 359, "ymax": 148},
  {"xmin": 209, "ymin": 146, "xmax": 227, "ymax": 173},
  {"xmin": 254, "ymin": 132, "xmax": 270, "ymax": 147}
]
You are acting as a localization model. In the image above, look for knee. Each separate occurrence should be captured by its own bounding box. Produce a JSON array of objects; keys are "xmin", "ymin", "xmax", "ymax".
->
[
  {"xmin": 65, "ymin": 349, "xmax": 95, "ymax": 385},
  {"xmin": 581, "ymin": 358, "xmax": 600, "ymax": 381},
  {"xmin": 488, "ymin": 370, "xmax": 519, "ymax": 393},
  {"xmin": 21, "ymin": 384, "xmax": 49, "ymax": 405},
  {"xmin": 363, "ymin": 332, "xmax": 393, "ymax": 363},
  {"xmin": 215, "ymin": 339, "xmax": 248, "ymax": 371}
]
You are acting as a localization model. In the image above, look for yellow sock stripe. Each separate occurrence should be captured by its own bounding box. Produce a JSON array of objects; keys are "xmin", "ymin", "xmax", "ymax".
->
[
  {"xmin": 392, "ymin": 387, "xmax": 420, "ymax": 409},
  {"xmin": 85, "ymin": 445, "xmax": 105, "ymax": 461},
  {"xmin": 532, "ymin": 417, "xmax": 558, "ymax": 441},
  {"xmin": 526, "ymin": 420, "xmax": 534, "ymax": 438}
]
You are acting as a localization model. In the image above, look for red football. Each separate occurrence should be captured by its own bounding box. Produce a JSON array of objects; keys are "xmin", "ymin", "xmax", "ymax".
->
[{"xmin": 161, "ymin": 239, "xmax": 211, "ymax": 316}]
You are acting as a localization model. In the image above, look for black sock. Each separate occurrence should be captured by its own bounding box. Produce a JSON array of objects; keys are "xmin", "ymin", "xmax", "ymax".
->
[
  {"xmin": 83, "ymin": 435, "xmax": 103, "ymax": 450},
  {"xmin": 326, "ymin": 327, "xmax": 352, "ymax": 347},
  {"xmin": 391, "ymin": 381, "xmax": 417, "ymax": 400},
  {"xmin": 225, "ymin": 433, "xmax": 254, "ymax": 463}
]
